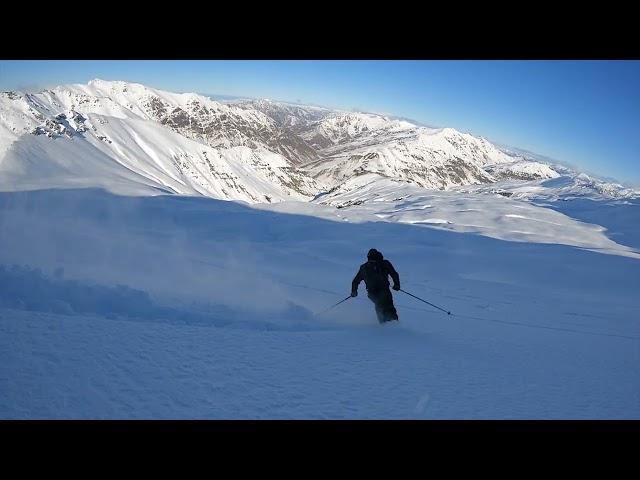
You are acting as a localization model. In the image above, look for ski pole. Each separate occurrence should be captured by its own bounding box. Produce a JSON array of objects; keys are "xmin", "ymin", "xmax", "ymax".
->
[
  {"xmin": 314, "ymin": 295, "xmax": 352, "ymax": 317},
  {"xmin": 399, "ymin": 289, "xmax": 451, "ymax": 315}
]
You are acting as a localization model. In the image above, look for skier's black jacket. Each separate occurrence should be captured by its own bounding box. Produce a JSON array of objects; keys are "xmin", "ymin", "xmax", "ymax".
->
[{"xmin": 352, "ymin": 257, "xmax": 400, "ymax": 295}]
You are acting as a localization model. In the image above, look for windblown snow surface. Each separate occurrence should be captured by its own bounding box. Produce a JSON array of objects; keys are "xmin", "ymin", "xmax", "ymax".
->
[{"xmin": 1, "ymin": 186, "xmax": 638, "ymax": 419}]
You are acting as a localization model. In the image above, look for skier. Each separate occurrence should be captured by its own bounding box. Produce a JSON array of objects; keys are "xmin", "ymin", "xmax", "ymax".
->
[{"xmin": 351, "ymin": 248, "xmax": 400, "ymax": 323}]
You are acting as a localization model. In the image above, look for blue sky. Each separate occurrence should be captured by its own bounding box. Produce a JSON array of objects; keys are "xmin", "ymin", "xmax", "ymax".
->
[{"xmin": 1, "ymin": 60, "xmax": 638, "ymax": 184}]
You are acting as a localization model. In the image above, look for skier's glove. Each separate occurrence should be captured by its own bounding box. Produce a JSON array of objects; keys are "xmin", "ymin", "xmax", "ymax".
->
[
  {"xmin": 392, "ymin": 284, "xmax": 400, "ymax": 291},
  {"xmin": 351, "ymin": 290, "xmax": 358, "ymax": 297}
]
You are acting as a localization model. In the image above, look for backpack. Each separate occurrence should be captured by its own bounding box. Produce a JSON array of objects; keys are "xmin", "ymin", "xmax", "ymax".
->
[{"xmin": 363, "ymin": 260, "xmax": 389, "ymax": 291}]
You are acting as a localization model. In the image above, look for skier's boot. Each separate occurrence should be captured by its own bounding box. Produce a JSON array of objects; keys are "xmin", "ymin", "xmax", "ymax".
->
[{"xmin": 385, "ymin": 305, "xmax": 399, "ymax": 322}]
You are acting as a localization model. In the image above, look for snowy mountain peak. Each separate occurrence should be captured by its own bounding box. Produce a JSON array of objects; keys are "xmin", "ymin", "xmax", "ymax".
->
[
  {"xmin": 313, "ymin": 111, "xmax": 416, "ymax": 138},
  {"xmin": 0, "ymin": 81, "xmax": 322, "ymax": 202}
]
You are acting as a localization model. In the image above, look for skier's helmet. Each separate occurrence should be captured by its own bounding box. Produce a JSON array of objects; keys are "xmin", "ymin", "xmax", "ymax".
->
[{"xmin": 367, "ymin": 248, "xmax": 383, "ymax": 261}]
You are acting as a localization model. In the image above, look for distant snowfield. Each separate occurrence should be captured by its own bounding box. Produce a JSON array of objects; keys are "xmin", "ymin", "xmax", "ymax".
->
[
  {"xmin": 264, "ymin": 176, "xmax": 640, "ymax": 259},
  {"xmin": 1, "ymin": 188, "xmax": 638, "ymax": 419}
]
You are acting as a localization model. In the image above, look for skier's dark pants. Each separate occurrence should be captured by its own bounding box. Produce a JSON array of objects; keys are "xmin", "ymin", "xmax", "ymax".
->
[{"xmin": 367, "ymin": 287, "xmax": 398, "ymax": 323}]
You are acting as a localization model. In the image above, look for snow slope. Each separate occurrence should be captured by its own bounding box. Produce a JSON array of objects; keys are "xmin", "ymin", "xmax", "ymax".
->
[
  {"xmin": 1, "ymin": 188, "xmax": 638, "ymax": 418},
  {"xmin": 305, "ymin": 175, "xmax": 640, "ymax": 259}
]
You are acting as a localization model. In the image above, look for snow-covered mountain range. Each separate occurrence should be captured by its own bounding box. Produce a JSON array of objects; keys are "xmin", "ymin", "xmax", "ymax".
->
[
  {"xmin": 0, "ymin": 79, "xmax": 637, "ymax": 204},
  {"xmin": 0, "ymin": 80, "xmax": 320, "ymax": 202}
]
